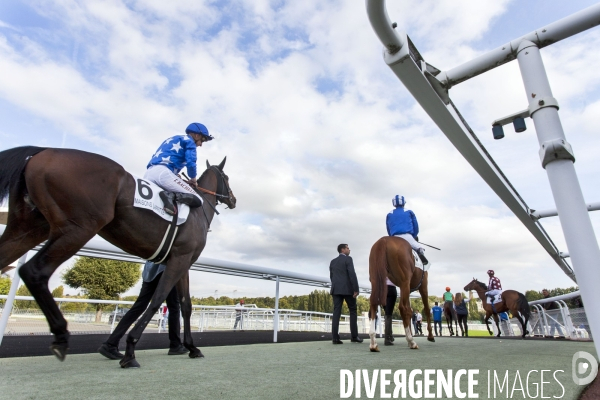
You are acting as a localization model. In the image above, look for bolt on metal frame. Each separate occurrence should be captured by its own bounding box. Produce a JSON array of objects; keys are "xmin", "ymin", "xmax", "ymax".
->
[{"xmin": 366, "ymin": 0, "xmax": 600, "ymax": 359}]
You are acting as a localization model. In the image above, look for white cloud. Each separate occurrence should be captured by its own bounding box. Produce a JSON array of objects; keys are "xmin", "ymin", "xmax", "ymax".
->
[{"xmin": 0, "ymin": 0, "xmax": 595, "ymax": 300}]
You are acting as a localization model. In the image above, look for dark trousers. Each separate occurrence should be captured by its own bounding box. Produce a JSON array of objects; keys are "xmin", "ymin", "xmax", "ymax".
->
[
  {"xmin": 434, "ymin": 320, "xmax": 442, "ymax": 336},
  {"xmin": 384, "ymin": 285, "xmax": 397, "ymax": 316},
  {"xmin": 332, "ymin": 294, "xmax": 358, "ymax": 340},
  {"xmin": 105, "ymin": 272, "xmax": 181, "ymax": 349},
  {"xmin": 457, "ymin": 314, "xmax": 468, "ymax": 335}
]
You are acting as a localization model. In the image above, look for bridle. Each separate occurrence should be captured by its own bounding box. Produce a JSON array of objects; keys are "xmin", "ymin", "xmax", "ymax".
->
[
  {"xmin": 186, "ymin": 166, "xmax": 235, "ymax": 224},
  {"xmin": 195, "ymin": 166, "xmax": 234, "ymax": 204}
]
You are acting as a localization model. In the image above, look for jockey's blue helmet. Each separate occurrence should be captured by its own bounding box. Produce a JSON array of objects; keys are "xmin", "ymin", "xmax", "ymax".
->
[
  {"xmin": 185, "ymin": 122, "xmax": 214, "ymax": 141},
  {"xmin": 392, "ymin": 195, "xmax": 406, "ymax": 208}
]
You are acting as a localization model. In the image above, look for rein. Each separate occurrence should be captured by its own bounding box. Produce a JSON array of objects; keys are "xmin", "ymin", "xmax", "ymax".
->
[{"xmin": 183, "ymin": 167, "xmax": 232, "ymax": 224}]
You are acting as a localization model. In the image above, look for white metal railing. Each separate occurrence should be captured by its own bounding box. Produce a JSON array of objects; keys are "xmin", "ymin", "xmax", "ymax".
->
[{"xmin": 366, "ymin": 0, "xmax": 600, "ymax": 360}]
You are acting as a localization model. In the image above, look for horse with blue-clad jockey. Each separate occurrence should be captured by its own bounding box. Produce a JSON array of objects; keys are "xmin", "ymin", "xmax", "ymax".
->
[
  {"xmin": 0, "ymin": 122, "xmax": 236, "ymax": 368},
  {"xmin": 368, "ymin": 195, "xmax": 435, "ymax": 352}
]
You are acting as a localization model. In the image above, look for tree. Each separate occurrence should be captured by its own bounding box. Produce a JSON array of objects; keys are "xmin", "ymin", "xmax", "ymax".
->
[
  {"xmin": 51, "ymin": 285, "xmax": 64, "ymax": 298},
  {"xmin": 14, "ymin": 284, "xmax": 38, "ymax": 309},
  {"xmin": 63, "ymin": 257, "xmax": 141, "ymax": 322},
  {"xmin": 0, "ymin": 276, "xmax": 11, "ymax": 305}
]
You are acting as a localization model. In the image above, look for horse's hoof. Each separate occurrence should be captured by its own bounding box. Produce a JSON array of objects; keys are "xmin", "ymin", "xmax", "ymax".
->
[
  {"xmin": 369, "ymin": 345, "xmax": 380, "ymax": 352},
  {"xmin": 410, "ymin": 343, "xmax": 419, "ymax": 349},
  {"xmin": 488, "ymin": 332, "xmax": 493, "ymax": 336},
  {"xmin": 427, "ymin": 337, "xmax": 435, "ymax": 343},
  {"xmin": 189, "ymin": 349, "xmax": 204, "ymax": 359},
  {"xmin": 120, "ymin": 357, "xmax": 140, "ymax": 369},
  {"xmin": 49, "ymin": 343, "xmax": 69, "ymax": 361}
]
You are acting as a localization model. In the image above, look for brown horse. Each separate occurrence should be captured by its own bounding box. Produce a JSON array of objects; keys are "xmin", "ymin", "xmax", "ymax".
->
[
  {"xmin": 0, "ymin": 146, "xmax": 236, "ymax": 367},
  {"xmin": 368, "ymin": 236, "xmax": 435, "ymax": 352},
  {"xmin": 443, "ymin": 299, "xmax": 458, "ymax": 336},
  {"xmin": 464, "ymin": 278, "xmax": 530, "ymax": 338}
]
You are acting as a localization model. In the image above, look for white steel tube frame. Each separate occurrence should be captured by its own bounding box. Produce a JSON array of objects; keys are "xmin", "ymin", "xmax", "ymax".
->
[
  {"xmin": 0, "ymin": 252, "xmax": 28, "ymax": 345},
  {"xmin": 366, "ymin": 0, "xmax": 600, "ymax": 359},
  {"xmin": 365, "ymin": 0, "xmax": 575, "ymax": 282}
]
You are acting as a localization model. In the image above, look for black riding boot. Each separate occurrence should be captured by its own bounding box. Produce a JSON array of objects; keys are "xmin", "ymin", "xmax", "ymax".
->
[
  {"xmin": 418, "ymin": 250, "xmax": 429, "ymax": 266},
  {"xmin": 174, "ymin": 193, "xmax": 202, "ymax": 208},
  {"xmin": 159, "ymin": 191, "xmax": 176, "ymax": 215},
  {"xmin": 464, "ymin": 325, "xmax": 468, "ymax": 337},
  {"xmin": 384, "ymin": 316, "xmax": 394, "ymax": 346}
]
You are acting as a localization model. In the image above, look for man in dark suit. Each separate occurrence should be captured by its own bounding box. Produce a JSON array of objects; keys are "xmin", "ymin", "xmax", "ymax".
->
[{"xmin": 330, "ymin": 243, "xmax": 363, "ymax": 344}]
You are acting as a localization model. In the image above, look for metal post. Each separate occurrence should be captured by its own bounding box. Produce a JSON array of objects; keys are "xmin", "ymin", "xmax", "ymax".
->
[
  {"xmin": 0, "ymin": 253, "xmax": 28, "ymax": 346},
  {"xmin": 273, "ymin": 276, "xmax": 280, "ymax": 343},
  {"xmin": 517, "ymin": 40, "xmax": 600, "ymax": 359},
  {"xmin": 109, "ymin": 305, "xmax": 119, "ymax": 334}
]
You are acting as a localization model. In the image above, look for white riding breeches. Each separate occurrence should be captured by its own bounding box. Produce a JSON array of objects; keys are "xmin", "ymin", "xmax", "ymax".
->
[
  {"xmin": 144, "ymin": 165, "xmax": 202, "ymax": 201},
  {"xmin": 485, "ymin": 289, "xmax": 502, "ymax": 302},
  {"xmin": 394, "ymin": 234, "xmax": 424, "ymax": 253}
]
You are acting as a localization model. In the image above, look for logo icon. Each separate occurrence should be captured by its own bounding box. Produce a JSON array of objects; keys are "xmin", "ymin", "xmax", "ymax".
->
[{"xmin": 572, "ymin": 351, "xmax": 598, "ymax": 385}]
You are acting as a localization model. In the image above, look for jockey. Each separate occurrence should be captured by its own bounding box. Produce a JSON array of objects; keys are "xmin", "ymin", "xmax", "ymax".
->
[
  {"xmin": 443, "ymin": 287, "xmax": 454, "ymax": 305},
  {"xmin": 386, "ymin": 195, "xmax": 429, "ymax": 266},
  {"xmin": 485, "ymin": 270, "xmax": 502, "ymax": 304},
  {"xmin": 145, "ymin": 123, "xmax": 214, "ymax": 215}
]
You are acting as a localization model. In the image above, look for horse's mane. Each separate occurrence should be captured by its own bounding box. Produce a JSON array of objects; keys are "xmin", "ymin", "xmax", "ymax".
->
[{"xmin": 475, "ymin": 279, "xmax": 488, "ymax": 290}]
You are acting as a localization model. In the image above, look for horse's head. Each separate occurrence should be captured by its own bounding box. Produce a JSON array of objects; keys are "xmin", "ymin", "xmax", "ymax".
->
[
  {"xmin": 464, "ymin": 277, "xmax": 485, "ymax": 292},
  {"xmin": 206, "ymin": 157, "xmax": 237, "ymax": 209}
]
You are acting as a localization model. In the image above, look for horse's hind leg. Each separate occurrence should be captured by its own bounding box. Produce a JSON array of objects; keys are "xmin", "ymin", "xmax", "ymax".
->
[
  {"xmin": 418, "ymin": 272, "xmax": 435, "ymax": 342},
  {"xmin": 19, "ymin": 229, "xmax": 95, "ymax": 360},
  {"xmin": 368, "ymin": 304, "xmax": 379, "ymax": 352},
  {"xmin": 0, "ymin": 207, "xmax": 49, "ymax": 269},
  {"xmin": 176, "ymin": 273, "xmax": 203, "ymax": 358},
  {"xmin": 399, "ymin": 281, "xmax": 417, "ymax": 349}
]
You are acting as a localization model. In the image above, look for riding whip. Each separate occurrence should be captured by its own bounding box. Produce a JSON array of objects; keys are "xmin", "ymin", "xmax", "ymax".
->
[{"xmin": 418, "ymin": 241, "xmax": 441, "ymax": 251}]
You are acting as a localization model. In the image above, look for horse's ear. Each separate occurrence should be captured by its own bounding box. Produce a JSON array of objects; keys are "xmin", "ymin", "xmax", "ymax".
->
[
  {"xmin": 218, "ymin": 156, "xmax": 227, "ymax": 170},
  {"xmin": 206, "ymin": 160, "xmax": 211, "ymax": 169}
]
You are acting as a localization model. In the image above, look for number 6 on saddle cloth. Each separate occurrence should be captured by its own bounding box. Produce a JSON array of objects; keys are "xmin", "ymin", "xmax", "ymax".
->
[{"xmin": 133, "ymin": 178, "xmax": 199, "ymax": 264}]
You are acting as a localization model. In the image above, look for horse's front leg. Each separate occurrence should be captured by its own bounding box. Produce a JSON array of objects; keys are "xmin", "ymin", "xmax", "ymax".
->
[
  {"xmin": 176, "ymin": 274, "xmax": 203, "ymax": 358},
  {"xmin": 120, "ymin": 264, "xmax": 188, "ymax": 368},
  {"xmin": 368, "ymin": 304, "xmax": 379, "ymax": 352},
  {"xmin": 484, "ymin": 311, "xmax": 493, "ymax": 335}
]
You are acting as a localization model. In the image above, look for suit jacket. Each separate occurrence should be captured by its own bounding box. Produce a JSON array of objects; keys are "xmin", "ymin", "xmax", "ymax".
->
[{"xmin": 329, "ymin": 254, "xmax": 359, "ymax": 296}]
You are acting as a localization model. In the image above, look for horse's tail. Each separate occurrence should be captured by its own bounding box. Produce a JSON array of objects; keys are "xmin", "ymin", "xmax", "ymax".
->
[
  {"xmin": 0, "ymin": 146, "xmax": 47, "ymax": 204},
  {"xmin": 517, "ymin": 292, "xmax": 531, "ymax": 321},
  {"xmin": 369, "ymin": 237, "xmax": 388, "ymax": 308}
]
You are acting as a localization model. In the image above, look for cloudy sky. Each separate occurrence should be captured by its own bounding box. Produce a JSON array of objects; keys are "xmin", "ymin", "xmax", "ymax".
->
[{"xmin": 1, "ymin": 0, "xmax": 599, "ymax": 300}]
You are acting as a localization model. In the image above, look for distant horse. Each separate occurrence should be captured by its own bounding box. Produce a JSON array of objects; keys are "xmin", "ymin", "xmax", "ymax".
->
[
  {"xmin": 443, "ymin": 300, "xmax": 458, "ymax": 336},
  {"xmin": 368, "ymin": 236, "xmax": 435, "ymax": 352},
  {"xmin": 464, "ymin": 278, "xmax": 530, "ymax": 338},
  {"xmin": 0, "ymin": 146, "xmax": 236, "ymax": 367}
]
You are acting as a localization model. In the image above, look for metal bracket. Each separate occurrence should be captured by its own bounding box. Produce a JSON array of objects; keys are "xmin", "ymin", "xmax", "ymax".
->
[
  {"xmin": 539, "ymin": 138, "xmax": 575, "ymax": 168},
  {"xmin": 529, "ymin": 96, "xmax": 559, "ymax": 116},
  {"xmin": 492, "ymin": 108, "xmax": 530, "ymax": 127}
]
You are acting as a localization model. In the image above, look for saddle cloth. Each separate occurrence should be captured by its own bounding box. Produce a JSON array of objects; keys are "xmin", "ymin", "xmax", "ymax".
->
[
  {"xmin": 133, "ymin": 177, "xmax": 190, "ymax": 225},
  {"xmin": 413, "ymin": 250, "xmax": 429, "ymax": 271}
]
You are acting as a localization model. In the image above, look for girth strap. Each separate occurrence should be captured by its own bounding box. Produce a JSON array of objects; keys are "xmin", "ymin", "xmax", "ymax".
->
[{"xmin": 148, "ymin": 207, "xmax": 179, "ymax": 264}]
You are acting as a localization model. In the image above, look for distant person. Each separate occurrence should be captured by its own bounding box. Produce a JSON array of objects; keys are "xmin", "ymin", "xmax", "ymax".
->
[
  {"xmin": 233, "ymin": 299, "xmax": 245, "ymax": 331},
  {"xmin": 98, "ymin": 261, "xmax": 186, "ymax": 360},
  {"xmin": 454, "ymin": 292, "xmax": 469, "ymax": 337},
  {"xmin": 431, "ymin": 301, "xmax": 443, "ymax": 336},
  {"xmin": 542, "ymin": 289, "xmax": 565, "ymax": 338},
  {"xmin": 386, "ymin": 195, "xmax": 429, "ymax": 266},
  {"xmin": 329, "ymin": 244, "xmax": 362, "ymax": 344},
  {"xmin": 411, "ymin": 309, "xmax": 418, "ymax": 335},
  {"xmin": 384, "ymin": 277, "xmax": 397, "ymax": 346},
  {"xmin": 416, "ymin": 311, "xmax": 423, "ymax": 335}
]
